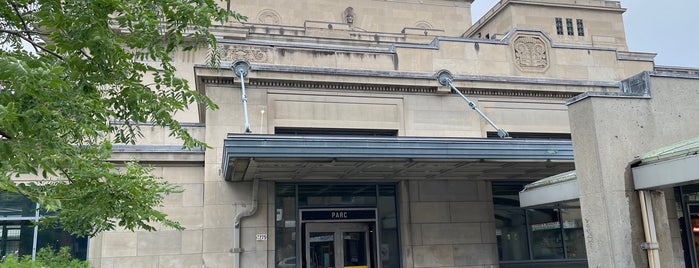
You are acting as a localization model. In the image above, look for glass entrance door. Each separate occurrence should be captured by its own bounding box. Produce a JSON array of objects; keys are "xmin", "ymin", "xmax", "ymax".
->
[{"xmin": 305, "ymin": 223, "xmax": 371, "ymax": 268}]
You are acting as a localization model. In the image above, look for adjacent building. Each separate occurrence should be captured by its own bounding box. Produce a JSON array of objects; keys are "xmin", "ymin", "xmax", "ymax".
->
[{"xmin": 3, "ymin": 0, "xmax": 698, "ymax": 267}]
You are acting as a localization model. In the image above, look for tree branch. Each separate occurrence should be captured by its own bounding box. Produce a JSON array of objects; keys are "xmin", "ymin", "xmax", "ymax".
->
[
  {"xmin": 0, "ymin": 129, "xmax": 12, "ymax": 140},
  {"xmin": 0, "ymin": 29, "xmax": 64, "ymax": 60},
  {"xmin": 10, "ymin": 2, "xmax": 38, "ymax": 53}
]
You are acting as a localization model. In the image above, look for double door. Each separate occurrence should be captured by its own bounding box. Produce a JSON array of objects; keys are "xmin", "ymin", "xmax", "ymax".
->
[{"xmin": 305, "ymin": 222, "xmax": 372, "ymax": 268}]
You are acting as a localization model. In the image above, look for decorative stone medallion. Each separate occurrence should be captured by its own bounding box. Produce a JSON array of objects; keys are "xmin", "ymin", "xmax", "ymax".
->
[
  {"xmin": 221, "ymin": 45, "xmax": 272, "ymax": 63},
  {"xmin": 512, "ymin": 34, "xmax": 550, "ymax": 72},
  {"xmin": 257, "ymin": 9, "xmax": 281, "ymax": 24}
]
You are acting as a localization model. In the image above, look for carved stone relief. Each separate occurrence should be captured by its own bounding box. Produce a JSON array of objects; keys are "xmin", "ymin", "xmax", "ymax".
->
[
  {"xmin": 512, "ymin": 35, "xmax": 549, "ymax": 72},
  {"xmin": 257, "ymin": 9, "xmax": 281, "ymax": 24},
  {"xmin": 415, "ymin": 21, "xmax": 433, "ymax": 30},
  {"xmin": 221, "ymin": 45, "xmax": 272, "ymax": 63},
  {"xmin": 343, "ymin": 7, "xmax": 356, "ymax": 25}
]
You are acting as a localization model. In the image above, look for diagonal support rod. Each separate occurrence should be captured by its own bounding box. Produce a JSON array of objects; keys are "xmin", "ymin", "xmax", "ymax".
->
[
  {"xmin": 436, "ymin": 70, "xmax": 509, "ymax": 138},
  {"xmin": 233, "ymin": 59, "xmax": 252, "ymax": 133}
]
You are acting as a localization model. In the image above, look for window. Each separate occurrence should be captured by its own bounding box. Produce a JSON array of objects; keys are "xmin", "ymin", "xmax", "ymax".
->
[
  {"xmin": 566, "ymin": 18, "xmax": 574, "ymax": 36},
  {"xmin": 493, "ymin": 183, "xmax": 587, "ymax": 267},
  {"xmin": 555, "ymin": 18, "xmax": 563, "ymax": 35},
  {"xmin": 0, "ymin": 192, "xmax": 87, "ymax": 260},
  {"xmin": 576, "ymin": 19, "xmax": 584, "ymax": 36}
]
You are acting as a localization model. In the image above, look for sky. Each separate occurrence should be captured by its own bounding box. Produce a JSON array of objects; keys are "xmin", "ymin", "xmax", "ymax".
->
[{"xmin": 470, "ymin": 0, "xmax": 699, "ymax": 68}]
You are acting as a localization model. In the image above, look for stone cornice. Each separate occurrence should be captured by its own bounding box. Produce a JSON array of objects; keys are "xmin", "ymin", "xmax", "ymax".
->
[{"xmin": 201, "ymin": 76, "xmax": 580, "ymax": 99}]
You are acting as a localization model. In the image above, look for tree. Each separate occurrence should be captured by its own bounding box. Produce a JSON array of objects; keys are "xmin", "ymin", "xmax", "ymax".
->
[{"xmin": 0, "ymin": 0, "xmax": 245, "ymax": 236}]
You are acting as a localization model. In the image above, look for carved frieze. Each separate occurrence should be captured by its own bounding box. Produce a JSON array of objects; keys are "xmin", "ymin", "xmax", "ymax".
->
[
  {"xmin": 512, "ymin": 35, "xmax": 549, "ymax": 72},
  {"xmin": 221, "ymin": 45, "xmax": 272, "ymax": 63}
]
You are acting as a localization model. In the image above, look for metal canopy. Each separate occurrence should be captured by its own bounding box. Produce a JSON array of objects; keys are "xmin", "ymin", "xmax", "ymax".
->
[
  {"xmin": 222, "ymin": 134, "xmax": 574, "ymax": 181},
  {"xmin": 519, "ymin": 170, "xmax": 579, "ymax": 208},
  {"xmin": 632, "ymin": 137, "xmax": 699, "ymax": 190}
]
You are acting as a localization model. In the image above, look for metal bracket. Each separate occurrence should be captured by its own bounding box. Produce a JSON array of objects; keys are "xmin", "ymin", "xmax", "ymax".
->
[
  {"xmin": 232, "ymin": 59, "xmax": 252, "ymax": 134},
  {"xmin": 435, "ymin": 69, "xmax": 509, "ymax": 138},
  {"xmin": 640, "ymin": 242, "xmax": 659, "ymax": 250}
]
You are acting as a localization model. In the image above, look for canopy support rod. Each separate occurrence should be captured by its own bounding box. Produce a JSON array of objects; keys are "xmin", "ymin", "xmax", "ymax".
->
[
  {"xmin": 233, "ymin": 59, "xmax": 252, "ymax": 133},
  {"xmin": 436, "ymin": 69, "xmax": 509, "ymax": 138}
]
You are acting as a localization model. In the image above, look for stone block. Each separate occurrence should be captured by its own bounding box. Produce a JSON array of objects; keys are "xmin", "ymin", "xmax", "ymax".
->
[
  {"xmin": 137, "ymin": 230, "xmax": 182, "ymax": 256},
  {"xmin": 102, "ymin": 232, "xmax": 137, "ymax": 257},
  {"xmin": 158, "ymin": 254, "xmax": 203, "ymax": 268},
  {"xmin": 162, "ymin": 167, "xmax": 204, "ymax": 184},
  {"xmin": 114, "ymin": 256, "xmax": 159, "ymax": 268},
  {"xmin": 450, "ymin": 202, "xmax": 494, "ymax": 223},
  {"xmin": 203, "ymin": 204, "xmax": 236, "ymax": 228},
  {"xmin": 421, "ymin": 223, "xmax": 482, "ymax": 245},
  {"xmin": 202, "ymin": 228, "xmax": 234, "ymax": 253},
  {"xmin": 410, "ymin": 202, "xmax": 450, "ymax": 223},
  {"xmin": 159, "ymin": 206, "xmax": 204, "ymax": 229},
  {"xmin": 453, "ymin": 244, "xmax": 498, "ymax": 266},
  {"xmin": 181, "ymin": 183, "xmax": 204, "ymax": 207},
  {"xmin": 418, "ymin": 180, "xmax": 479, "ymax": 202},
  {"xmin": 412, "ymin": 245, "xmax": 454, "ymax": 267},
  {"xmin": 202, "ymin": 253, "xmax": 234, "ymax": 267},
  {"xmin": 99, "ymin": 258, "xmax": 114, "ymax": 268},
  {"xmin": 181, "ymin": 230, "xmax": 203, "ymax": 254}
]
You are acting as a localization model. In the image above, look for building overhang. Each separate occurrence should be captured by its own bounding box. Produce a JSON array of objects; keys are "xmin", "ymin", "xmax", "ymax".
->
[
  {"xmin": 222, "ymin": 134, "xmax": 574, "ymax": 181},
  {"xmin": 632, "ymin": 137, "xmax": 699, "ymax": 190},
  {"xmin": 519, "ymin": 170, "xmax": 579, "ymax": 208}
]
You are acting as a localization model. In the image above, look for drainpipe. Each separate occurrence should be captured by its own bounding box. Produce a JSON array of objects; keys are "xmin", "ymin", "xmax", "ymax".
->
[
  {"xmin": 233, "ymin": 179, "xmax": 259, "ymax": 268},
  {"xmin": 639, "ymin": 190, "xmax": 661, "ymax": 268},
  {"xmin": 435, "ymin": 69, "xmax": 509, "ymax": 138},
  {"xmin": 232, "ymin": 59, "xmax": 252, "ymax": 133}
]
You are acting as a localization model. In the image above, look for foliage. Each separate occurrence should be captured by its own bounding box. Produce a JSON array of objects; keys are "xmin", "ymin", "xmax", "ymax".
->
[
  {"xmin": 0, "ymin": 0, "xmax": 245, "ymax": 236},
  {"xmin": 0, "ymin": 247, "xmax": 89, "ymax": 268}
]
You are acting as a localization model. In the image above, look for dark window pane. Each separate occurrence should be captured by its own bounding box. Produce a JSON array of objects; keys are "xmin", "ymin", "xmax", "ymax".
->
[
  {"xmin": 298, "ymin": 185, "xmax": 376, "ymax": 207},
  {"xmin": 0, "ymin": 192, "xmax": 36, "ymax": 218},
  {"xmin": 275, "ymin": 184, "xmax": 297, "ymax": 268},
  {"xmin": 493, "ymin": 183, "xmax": 529, "ymax": 261},
  {"xmin": 566, "ymin": 18, "xmax": 574, "ymax": 36},
  {"xmin": 496, "ymin": 209, "xmax": 530, "ymax": 261},
  {"xmin": 555, "ymin": 18, "xmax": 564, "ymax": 35},
  {"xmin": 576, "ymin": 19, "xmax": 584, "ymax": 36},
  {"xmin": 36, "ymin": 227, "xmax": 88, "ymax": 260},
  {"xmin": 379, "ymin": 185, "xmax": 400, "ymax": 268},
  {"xmin": 529, "ymin": 209, "xmax": 564, "ymax": 260}
]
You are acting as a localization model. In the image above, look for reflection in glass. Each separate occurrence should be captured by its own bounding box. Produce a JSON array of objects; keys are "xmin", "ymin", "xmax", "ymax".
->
[
  {"xmin": 343, "ymin": 232, "xmax": 367, "ymax": 266},
  {"xmin": 309, "ymin": 232, "xmax": 335, "ymax": 268},
  {"xmin": 561, "ymin": 208, "xmax": 586, "ymax": 259},
  {"xmin": 495, "ymin": 209, "xmax": 529, "ymax": 261},
  {"xmin": 528, "ymin": 209, "xmax": 564, "ymax": 260},
  {"xmin": 275, "ymin": 184, "xmax": 297, "ymax": 268}
]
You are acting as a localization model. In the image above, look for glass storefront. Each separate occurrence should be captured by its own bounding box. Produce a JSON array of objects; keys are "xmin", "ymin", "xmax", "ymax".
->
[
  {"xmin": 0, "ymin": 191, "xmax": 88, "ymax": 260},
  {"xmin": 675, "ymin": 185, "xmax": 699, "ymax": 268},
  {"xmin": 275, "ymin": 183, "xmax": 399, "ymax": 268},
  {"xmin": 493, "ymin": 182, "xmax": 587, "ymax": 268}
]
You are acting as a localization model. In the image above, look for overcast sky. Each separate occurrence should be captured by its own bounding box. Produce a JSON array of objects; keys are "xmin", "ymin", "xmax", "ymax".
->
[{"xmin": 471, "ymin": 0, "xmax": 699, "ymax": 68}]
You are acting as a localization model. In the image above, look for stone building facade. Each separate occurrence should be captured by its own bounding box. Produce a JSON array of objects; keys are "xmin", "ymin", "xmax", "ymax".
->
[
  {"xmin": 90, "ymin": 0, "xmax": 655, "ymax": 267},
  {"xmin": 7, "ymin": 0, "xmax": 699, "ymax": 268}
]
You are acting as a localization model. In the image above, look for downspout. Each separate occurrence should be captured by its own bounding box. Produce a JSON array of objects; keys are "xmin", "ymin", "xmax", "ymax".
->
[
  {"xmin": 233, "ymin": 178, "xmax": 259, "ymax": 268},
  {"xmin": 639, "ymin": 190, "xmax": 661, "ymax": 268}
]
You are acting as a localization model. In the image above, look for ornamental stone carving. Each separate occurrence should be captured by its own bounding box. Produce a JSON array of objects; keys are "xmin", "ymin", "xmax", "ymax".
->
[
  {"xmin": 512, "ymin": 35, "xmax": 549, "ymax": 72},
  {"xmin": 221, "ymin": 45, "xmax": 272, "ymax": 63},
  {"xmin": 257, "ymin": 9, "xmax": 281, "ymax": 24}
]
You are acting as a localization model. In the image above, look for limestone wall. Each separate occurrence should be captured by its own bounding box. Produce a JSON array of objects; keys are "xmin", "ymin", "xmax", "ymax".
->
[
  {"xmin": 402, "ymin": 179, "xmax": 498, "ymax": 267},
  {"xmin": 229, "ymin": 0, "xmax": 472, "ymax": 36}
]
